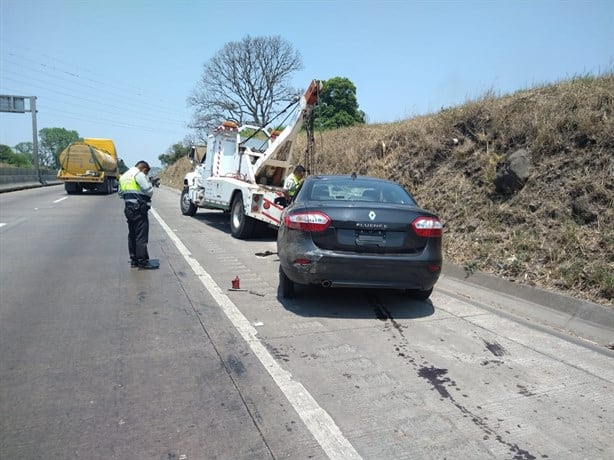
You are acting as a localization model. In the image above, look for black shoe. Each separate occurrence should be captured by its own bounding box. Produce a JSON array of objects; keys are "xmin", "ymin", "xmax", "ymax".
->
[
  {"xmin": 131, "ymin": 261, "xmax": 138, "ymax": 268},
  {"xmin": 138, "ymin": 261, "xmax": 159, "ymax": 270}
]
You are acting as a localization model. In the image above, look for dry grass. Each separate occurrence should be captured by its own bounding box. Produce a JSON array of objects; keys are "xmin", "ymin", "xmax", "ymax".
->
[{"xmin": 160, "ymin": 74, "xmax": 614, "ymax": 306}]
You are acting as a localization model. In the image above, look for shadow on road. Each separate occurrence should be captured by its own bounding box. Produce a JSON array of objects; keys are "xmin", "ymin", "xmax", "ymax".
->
[
  {"xmin": 276, "ymin": 284, "xmax": 435, "ymax": 320},
  {"xmin": 187, "ymin": 210, "xmax": 277, "ymax": 241}
]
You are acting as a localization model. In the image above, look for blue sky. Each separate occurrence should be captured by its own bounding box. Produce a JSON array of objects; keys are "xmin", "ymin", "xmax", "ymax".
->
[{"xmin": 1, "ymin": 0, "xmax": 612, "ymax": 168}]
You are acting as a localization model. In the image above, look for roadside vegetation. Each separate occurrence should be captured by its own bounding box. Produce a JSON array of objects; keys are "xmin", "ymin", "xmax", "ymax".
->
[
  {"xmin": 161, "ymin": 74, "xmax": 613, "ymax": 306},
  {"xmin": 1, "ymin": 127, "xmax": 80, "ymax": 169}
]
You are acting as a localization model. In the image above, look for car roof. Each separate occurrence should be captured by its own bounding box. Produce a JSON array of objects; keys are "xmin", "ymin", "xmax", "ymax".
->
[{"xmin": 306, "ymin": 174, "xmax": 398, "ymax": 185}]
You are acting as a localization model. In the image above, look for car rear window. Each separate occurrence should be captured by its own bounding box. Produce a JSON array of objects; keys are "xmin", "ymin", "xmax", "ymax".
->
[{"xmin": 306, "ymin": 179, "xmax": 416, "ymax": 205}]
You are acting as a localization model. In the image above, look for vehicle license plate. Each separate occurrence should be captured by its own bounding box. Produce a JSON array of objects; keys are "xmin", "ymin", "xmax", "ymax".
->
[{"xmin": 356, "ymin": 230, "xmax": 385, "ymax": 245}]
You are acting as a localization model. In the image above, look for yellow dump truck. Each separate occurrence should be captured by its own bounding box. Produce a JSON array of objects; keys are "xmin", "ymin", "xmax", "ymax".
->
[{"xmin": 57, "ymin": 138, "xmax": 120, "ymax": 194}]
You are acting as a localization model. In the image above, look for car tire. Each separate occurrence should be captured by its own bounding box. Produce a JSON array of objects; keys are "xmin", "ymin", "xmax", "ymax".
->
[
  {"xmin": 406, "ymin": 287, "xmax": 433, "ymax": 301},
  {"xmin": 230, "ymin": 194, "xmax": 256, "ymax": 239},
  {"xmin": 180, "ymin": 187, "xmax": 197, "ymax": 216},
  {"xmin": 279, "ymin": 266, "xmax": 295, "ymax": 298}
]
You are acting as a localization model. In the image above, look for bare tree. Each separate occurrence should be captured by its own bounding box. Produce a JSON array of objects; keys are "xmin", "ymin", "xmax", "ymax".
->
[{"xmin": 188, "ymin": 35, "xmax": 303, "ymax": 136}]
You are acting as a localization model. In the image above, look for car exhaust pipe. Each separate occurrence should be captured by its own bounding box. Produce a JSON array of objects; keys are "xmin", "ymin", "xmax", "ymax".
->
[{"xmin": 321, "ymin": 280, "xmax": 332, "ymax": 288}]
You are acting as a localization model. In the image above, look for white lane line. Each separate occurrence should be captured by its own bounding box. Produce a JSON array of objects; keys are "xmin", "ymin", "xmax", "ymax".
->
[
  {"xmin": 0, "ymin": 223, "xmax": 6, "ymax": 228},
  {"xmin": 53, "ymin": 197, "xmax": 68, "ymax": 203},
  {"xmin": 151, "ymin": 208, "xmax": 361, "ymax": 460}
]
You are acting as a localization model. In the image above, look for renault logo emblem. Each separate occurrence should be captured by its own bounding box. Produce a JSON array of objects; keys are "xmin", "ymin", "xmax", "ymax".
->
[{"xmin": 369, "ymin": 211, "xmax": 376, "ymax": 220}]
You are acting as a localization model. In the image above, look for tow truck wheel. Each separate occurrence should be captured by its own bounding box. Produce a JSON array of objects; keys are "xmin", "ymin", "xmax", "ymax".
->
[
  {"xmin": 180, "ymin": 187, "xmax": 197, "ymax": 216},
  {"xmin": 230, "ymin": 194, "xmax": 255, "ymax": 239}
]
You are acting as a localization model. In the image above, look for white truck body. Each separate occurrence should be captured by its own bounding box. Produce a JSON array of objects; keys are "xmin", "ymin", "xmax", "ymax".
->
[{"xmin": 181, "ymin": 80, "xmax": 321, "ymax": 239}]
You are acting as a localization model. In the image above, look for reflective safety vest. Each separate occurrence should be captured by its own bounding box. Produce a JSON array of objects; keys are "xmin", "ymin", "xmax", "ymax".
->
[
  {"xmin": 119, "ymin": 167, "xmax": 151, "ymax": 205},
  {"xmin": 286, "ymin": 174, "xmax": 301, "ymax": 196},
  {"xmin": 119, "ymin": 168, "xmax": 141, "ymax": 193}
]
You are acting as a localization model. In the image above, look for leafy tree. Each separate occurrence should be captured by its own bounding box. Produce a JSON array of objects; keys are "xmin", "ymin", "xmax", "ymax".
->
[
  {"xmin": 0, "ymin": 144, "xmax": 32, "ymax": 167},
  {"xmin": 14, "ymin": 142, "xmax": 33, "ymax": 163},
  {"xmin": 0, "ymin": 145, "xmax": 14, "ymax": 164},
  {"xmin": 314, "ymin": 77, "xmax": 366, "ymax": 130},
  {"xmin": 188, "ymin": 35, "xmax": 303, "ymax": 137},
  {"xmin": 39, "ymin": 127, "xmax": 80, "ymax": 168},
  {"xmin": 159, "ymin": 143, "xmax": 191, "ymax": 167}
]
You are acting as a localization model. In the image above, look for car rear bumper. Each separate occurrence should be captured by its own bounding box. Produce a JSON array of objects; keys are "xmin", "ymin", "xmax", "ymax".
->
[{"xmin": 280, "ymin": 247, "xmax": 442, "ymax": 290}]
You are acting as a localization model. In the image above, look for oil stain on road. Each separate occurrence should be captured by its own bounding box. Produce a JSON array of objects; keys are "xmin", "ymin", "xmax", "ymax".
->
[{"xmin": 367, "ymin": 293, "xmax": 544, "ymax": 460}]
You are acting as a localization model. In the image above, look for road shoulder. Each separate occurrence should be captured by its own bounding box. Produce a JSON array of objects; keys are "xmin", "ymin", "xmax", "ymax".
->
[{"xmin": 440, "ymin": 263, "xmax": 614, "ymax": 348}]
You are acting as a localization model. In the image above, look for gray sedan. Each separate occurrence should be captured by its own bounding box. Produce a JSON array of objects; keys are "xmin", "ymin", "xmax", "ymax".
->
[{"xmin": 277, "ymin": 175, "xmax": 443, "ymax": 299}]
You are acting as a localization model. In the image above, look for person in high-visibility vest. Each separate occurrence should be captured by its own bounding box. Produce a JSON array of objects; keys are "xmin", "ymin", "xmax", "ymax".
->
[
  {"xmin": 118, "ymin": 160, "xmax": 157, "ymax": 269},
  {"xmin": 283, "ymin": 165, "xmax": 306, "ymax": 198}
]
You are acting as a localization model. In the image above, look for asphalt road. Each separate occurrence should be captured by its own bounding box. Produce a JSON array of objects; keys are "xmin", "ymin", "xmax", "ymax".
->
[{"xmin": 1, "ymin": 186, "xmax": 612, "ymax": 460}]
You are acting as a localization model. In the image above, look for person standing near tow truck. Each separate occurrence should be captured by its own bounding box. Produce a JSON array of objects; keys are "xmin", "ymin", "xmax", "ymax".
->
[{"xmin": 118, "ymin": 160, "xmax": 158, "ymax": 269}]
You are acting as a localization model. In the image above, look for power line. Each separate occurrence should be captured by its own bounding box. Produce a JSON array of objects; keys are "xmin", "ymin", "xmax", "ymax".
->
[
  {"xmin": 42, "ymin": 107, "xmax": 181, "ymax": 133},
  {"xmin": 1, "ymin": 56, "xmax": 188, "ymax": 119},
  {"xmin": 2, "ymin": 71, "xmax": 186, "ymax": 126},
  {"xmin": 0, "ymin": 38, "xmax": 200, "ymax": 152},
  {"xmin": 1, "ymin": 38, "xmax": 183, "ymax": 108}
]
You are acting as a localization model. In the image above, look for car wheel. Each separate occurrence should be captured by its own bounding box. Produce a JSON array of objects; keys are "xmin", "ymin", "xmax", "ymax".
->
[
  {"xmin": 406, "ymin": 287, "xmax": 433, "ymax": 301},
  {"xmin": 230, "ymin": 194, "xmax": 256, "ymax": 239},
  {"xmin": 180, "ymin": 187, "xmax": 197, "ymax": 216},
  {"xmin": 279, "ymin": 266, "xmax": 295, "ymax": 298}
]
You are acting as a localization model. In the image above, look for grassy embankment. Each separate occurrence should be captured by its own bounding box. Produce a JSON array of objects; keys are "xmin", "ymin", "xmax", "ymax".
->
[{"xmin": 160, "ymin": 74, "xmax": 613, "ymax": 306}]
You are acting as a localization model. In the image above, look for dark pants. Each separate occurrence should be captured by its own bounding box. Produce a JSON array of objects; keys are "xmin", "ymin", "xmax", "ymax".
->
[{"xmin": 124, "ymin": 201, "xmax": 149, "ymax": 263}]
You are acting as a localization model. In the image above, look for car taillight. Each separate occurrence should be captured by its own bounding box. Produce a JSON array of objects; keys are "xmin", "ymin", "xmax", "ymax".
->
[
  {"xmin": 284, "ymin": 211, "xmax": 331, "ymax": 232},
  {"xmin": 411, "ymin": 217, "xmax": 443, "ymax": 237}
]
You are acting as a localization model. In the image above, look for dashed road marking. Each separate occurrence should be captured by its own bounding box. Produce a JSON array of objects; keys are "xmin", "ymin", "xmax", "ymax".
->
[
  {"xmin": 151, "ymin": 208, "xmax": 362, "ymax": 460},
  {"xmin": 0, "ymin": 223, "xmax": 6, "ymax": 228},
  {"xmin": 53, "ymin": 197, "xmax": 68, "ymax": 203}
]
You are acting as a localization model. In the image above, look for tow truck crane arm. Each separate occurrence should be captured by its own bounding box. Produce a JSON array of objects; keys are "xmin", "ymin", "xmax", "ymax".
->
[{"xmin": 250, "ymin": 80, "xmax": 322, "ymax": 181}]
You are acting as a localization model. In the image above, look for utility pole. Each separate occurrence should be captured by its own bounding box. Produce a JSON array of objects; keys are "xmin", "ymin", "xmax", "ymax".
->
[
  {"xmin": 0, "ymin": 94, "xmax": 44, "ymax": 184},
  {"xmin": 29, "ymin": 97, "xmax": 44, "ymax": 184}
]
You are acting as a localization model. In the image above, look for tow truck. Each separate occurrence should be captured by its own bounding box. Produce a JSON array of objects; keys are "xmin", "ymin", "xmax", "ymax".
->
[{"xmin": 180, "ymin": 79, "xmax": 321, "ymax": 239}]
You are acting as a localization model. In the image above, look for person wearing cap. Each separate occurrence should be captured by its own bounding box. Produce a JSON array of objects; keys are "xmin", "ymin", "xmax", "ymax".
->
[
  {"xmin": 118, "ymin": 160, "xmax": 157, "ymax": 269},
  {"xmin": 283, "ymin": 164, "xmax": 306, "ymax": 198}
]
